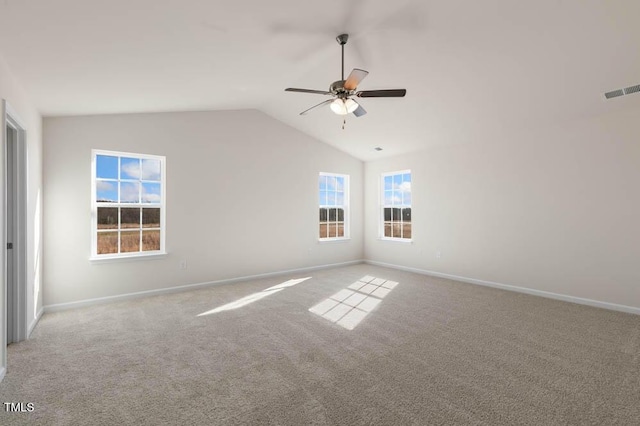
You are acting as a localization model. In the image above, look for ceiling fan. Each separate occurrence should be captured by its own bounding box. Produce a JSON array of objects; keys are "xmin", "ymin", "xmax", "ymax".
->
[{"xmin": 285, "ymin": 34, "xmax": 406, "ymax": 118}]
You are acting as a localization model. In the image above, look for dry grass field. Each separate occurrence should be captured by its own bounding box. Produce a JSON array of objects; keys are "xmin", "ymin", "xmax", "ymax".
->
[
  {"xmin": 97, "ymin": 229, "xmax": 160, "ymax": 254},
  {"xmin": 319, "ymin": 222, "xmax": 345, "ymax": 238},
  {"xmin": 384, "ymin": 222, "xmax": 412, "ymax": 239}
]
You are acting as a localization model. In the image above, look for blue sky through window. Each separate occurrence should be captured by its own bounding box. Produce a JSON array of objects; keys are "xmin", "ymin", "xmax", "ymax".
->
[
  {"xmin": 383, "ymin": 172, "xmax": 411, "ymax": 206},
  {"xmin": 96, "ymin": 154, "xmax": 162, "ymax": 203},
  {"xmin": 96, "ymin": 181, "xmax": 117, "ymax": 202},
  {"xmin": 319, "ymin": 175, "xmax": 345, "ymax": 206},
  {"xmin": 96, "ymin": 155, "xmax": 118, "ymax": 179}
]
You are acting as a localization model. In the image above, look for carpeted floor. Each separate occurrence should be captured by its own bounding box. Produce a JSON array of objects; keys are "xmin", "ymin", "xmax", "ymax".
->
[{"xmin": 1, "ymin": 264, "xmax": 639, "ymax": 425}]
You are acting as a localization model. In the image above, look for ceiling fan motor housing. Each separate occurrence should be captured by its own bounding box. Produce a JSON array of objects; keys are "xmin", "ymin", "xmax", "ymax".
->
[{"xmin": 330, "ymin": 80, "xmax": 351, "ymax": 97}]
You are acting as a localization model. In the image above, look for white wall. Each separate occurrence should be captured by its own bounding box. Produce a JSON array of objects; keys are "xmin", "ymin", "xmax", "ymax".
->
[
  {"xmin": 0, "ymin": 53, "xmax": 43, "ymax": 375},
  {"xmin": 365, "ymin": 107, "xmax": 640, "ymax": 310},
  {"xmin": 43, "ymin": 110, "xmax": 363, "ymax": 306}
]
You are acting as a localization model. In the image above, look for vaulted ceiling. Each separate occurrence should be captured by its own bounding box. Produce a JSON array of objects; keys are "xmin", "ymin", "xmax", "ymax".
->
[{"xmin": 1, "ymin": 0, "xmax": 639, "ymax": 160}]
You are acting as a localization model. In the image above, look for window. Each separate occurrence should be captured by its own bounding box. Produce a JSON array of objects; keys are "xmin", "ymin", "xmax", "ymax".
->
[
  {"xmin": 91, "ymin": 150, "xmax": 166, "ymax": 259},
  {"xmin": 319, "ymin": 173, "xmax": 349, "ymax": 240},
  {"xmin": 381, "ymin": 170, "xmax": 411, "ymax": 240}
]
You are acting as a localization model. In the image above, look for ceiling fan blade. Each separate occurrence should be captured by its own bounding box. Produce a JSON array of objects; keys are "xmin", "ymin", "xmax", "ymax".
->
[
  {"xmin": 352, "ymin": 102, "xmax": 367, "ymax": 117},
  {"xmin": 356, "ymin": 89, "xmax": 407, "ymax": 98},
  {"xmin": 300, "ymin": 99, "xmax": 334, "ymax": 115},
  {"xmin": 344, "ymin": 68, "xmax": 369, "ymax": 90},
  {"xmin": 285, "ymin": 88, "xmax": 332, "ymax": 95}
]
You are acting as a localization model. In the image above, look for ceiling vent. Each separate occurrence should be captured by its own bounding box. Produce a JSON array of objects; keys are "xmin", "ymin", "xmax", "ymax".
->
[{"xmin": 604, "ymin": 84, "xmax": 640, "ymax": 100}]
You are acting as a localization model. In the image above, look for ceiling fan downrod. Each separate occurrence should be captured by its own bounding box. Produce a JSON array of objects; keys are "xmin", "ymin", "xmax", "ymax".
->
[{"xmin": 336, "ymin": 34, "xmax": 349, "ymax": 81}]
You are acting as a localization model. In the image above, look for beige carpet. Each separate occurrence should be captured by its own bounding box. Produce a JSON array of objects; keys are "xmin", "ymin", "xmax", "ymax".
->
[{"xmin": 1, "ymin": 264, "xmax": 639, "ymax": 425}]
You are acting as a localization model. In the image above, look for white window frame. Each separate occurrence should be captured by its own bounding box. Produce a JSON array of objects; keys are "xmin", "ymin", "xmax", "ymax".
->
[
  {"xmin": 380, "ymin": 169, "xmax": 412, "ymax": 242},
  {"xmin": 318, "ymin": 172, "xmax": 350, "ymax": 241},
  {"xmin": 90, "ymin": 149, "xmax": 166, "ymax": 261}
]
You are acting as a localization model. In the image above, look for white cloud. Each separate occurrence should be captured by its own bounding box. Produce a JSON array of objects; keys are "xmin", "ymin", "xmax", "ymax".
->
[
  {"xmin": 141, "ymin": 159, "xmax": 161, "ymax": 180},
  {"xmin": 121, "ymin": 162, "xmax": 140, "ymax": 179},
  {"xmin": 96, "ymin": 181, "xmax": 115, "ymax": 191},
  {"xmin": 120, "ymin": 182, "xmax": 140, "ymax": 202},
  {"xmin": 121, "ymin": 159, "xmax": 160, "ymax": 180},
  {"xmin": 399, "ymin": 181, "xmax": 411, "ymax": 192}
]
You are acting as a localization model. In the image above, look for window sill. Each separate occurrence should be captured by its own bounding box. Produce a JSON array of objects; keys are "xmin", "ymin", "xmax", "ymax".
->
[
  {"xmin": 378, "ymin": 238, "xmax": 413, "ymax": 244},
  {"xmin": 318, "ymin": 238, "xmax": 351, "ymax": 244},
  {"xmin": 89, "ymin": 252, "xmax": 168, "ymax": 264}
]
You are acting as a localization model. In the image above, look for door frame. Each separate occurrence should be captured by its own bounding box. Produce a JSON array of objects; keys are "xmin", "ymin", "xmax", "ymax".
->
[{"xmin": 1, "ymin": 99, "xmax": 28, "ymax": 379}]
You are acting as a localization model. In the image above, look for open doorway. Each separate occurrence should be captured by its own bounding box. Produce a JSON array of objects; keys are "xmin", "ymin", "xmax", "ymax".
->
[{"xmin": 2, "ymin": 99, "xmax": 27, "ymax": 355}]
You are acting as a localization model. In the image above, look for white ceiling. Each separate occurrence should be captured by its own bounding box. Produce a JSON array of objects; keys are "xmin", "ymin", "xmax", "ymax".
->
[{"xmin": 1, "ymin": 0, "xmax": 639, "ymax": 161}]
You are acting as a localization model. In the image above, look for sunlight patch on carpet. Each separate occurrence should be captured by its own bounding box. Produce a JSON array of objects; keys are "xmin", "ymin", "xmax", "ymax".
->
[
  {"xmin": 198, "ymin": 277, "xmax": 312, "ymax": 316},
  {"xmin": 309, "ymin": 276, "xmax": 398, "ymax": 330}
]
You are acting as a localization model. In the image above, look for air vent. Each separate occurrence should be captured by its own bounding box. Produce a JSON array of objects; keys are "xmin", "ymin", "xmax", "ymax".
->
[
  {"xmin": 604, "ymin": 83, "xmax": 640, "ymax": 100},
  {"xmin": 605, "ymin": 89, "xmax": 624, "ymax": 99},
  {"xmin": 623, "ymin": 84, "xmax": 640, "ymax": 95}
]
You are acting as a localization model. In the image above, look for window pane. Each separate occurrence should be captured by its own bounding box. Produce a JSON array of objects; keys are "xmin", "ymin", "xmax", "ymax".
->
[
  {"xmin": 319, "ymin": 175, "xmax": 327, "ymax": 191},
  {"xmin": 120, "ymin": 182, "xmax": 140, "ymax": 203},
  {"xmin": 384, "ymin": 191, "xmax": 393, "ymax": 205},
  {"xmin": 383, "ymin": 207, "xmax": 392, "ymax": 222},
  {"xmin": 96, "ymin": 180, "xmax": 117, "ymax": 203},
  {"xmin": 141, "ymin": 159, "xmax": 161, "ymax": 181},
  {"xmin": 121, "ymin": 157, "xmax": 141, "ymax": 179},
  {"xmin": 336, "ymin": 191, "xmax": 344, "ymax": 206},
  {"xmin": 337, "ymin": 208, "xmax": 344, "ymax": 222},
  {"xmin": 403, "ymin": 223, "xmax": 412, "ymax": 239},
  {"xmin": 392, "ymin": 223, "xmax": 401, "ymax": 238},
  {"xmin": 97, "ymin": 232, "xmax": 118, "ymax": 254},
  {"xmin": 336, "ymin": 177, "xmax": 344, "ymax": 191},
  {"xmin": 328, "ymin": 208, "xmax": 337, "ymax": 221},
  {"xmin": 120, "ymin": 231, "xmax": 141, "ymax": 253},
  {"xmin": 393, "ymin": 173, "xmax": 402, "ymax": 188},
  {"xmin": 319, "ymin": 223, "xmax": 328, "ymax": 239},
  {"xmin": 403, "ymin": 208, "xmax": 412, "ymax": 222},
  {"xmin": 384, "ymin": 175, "xmax": 393, "ymax": 190},
  {"xmin": 142, "ymin": 182, "xmax": 161, "ymax": 204},
  {"xmin": 319, "ymin": 190, "xmax": 328, "ymax": 206},
  {"xmin": 403, "ymin": 173, "xmax": 411, "ymax": 184},
  {"xmin": 392, "ymin": 208, "xmax": 401, "ymax": 221},
  {"xmin": 329, "ymin": 223, "xmax": 338, "ymax": 238},
  {"xmin": 326, "ymin": 191, "xmax": 336, "ymax": 206},
  {"xmin": 326, "ymin": 176, "xmax": 337, "ymax": 190},
  {"xmin": 319, "ymin": 208, "xmax": 327, "ymax": 222},
  {"xmin": 142, "ymin": 208, "xmax": 160, "ymax": 228},
  {"xmin": 142, "ymin": 230, "xmax": 160, "ymax": 251},
  {"xmin": 121, "ymin": 208, "xmax": 140, "ymax": 229},
  {"xmin": 337, "ymin": 222, "xmax": 344, "ymax": 237},
  {"xmin": 384, "ymin": 222, "xmax": 392, "ymax": 237},
  {"xmin": 97, "ymin": 207, "xmax": 118, "ymax": 229},
  {"xmin": 403, "ymin": 191, "xmax": 412, "ymax": 206},
  {"xmin": 96, "ymin": 155, "xmax": 118, "ymax": 179},
  {"xmin": 392, "ymin": 191, "xmax": 401, "ymax": 205},
  {"xmin": 400, "ymin": 179, "xmax": 411, "ymax": 194}
]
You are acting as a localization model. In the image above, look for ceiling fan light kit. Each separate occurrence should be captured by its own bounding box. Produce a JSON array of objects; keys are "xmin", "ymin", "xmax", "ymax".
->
[
  {"xmin": 330, "ymin": 98, "xmax": 358, "ymax": 115},
  {"xmin": 285, "ymin": 33, "xmax": 407, "ymax": 121}
]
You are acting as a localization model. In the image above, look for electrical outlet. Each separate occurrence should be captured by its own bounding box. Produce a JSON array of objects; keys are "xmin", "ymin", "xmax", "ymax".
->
[{"xmin": 179, "ymin": 259, "xmax": 187, "ymax": 270}]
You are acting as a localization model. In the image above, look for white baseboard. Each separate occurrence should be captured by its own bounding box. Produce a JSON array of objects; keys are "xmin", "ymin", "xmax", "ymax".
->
[
  {"xmin": 28, "ymin": 307, "xmax": 44, "ymax": 337},
  {"xmin": 365, "ymin": 260, "xmax": 640, "ymax": 315},
  {"xmin": 44, "ymin": 260, "xmax": 364, "ymax": 313}
]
